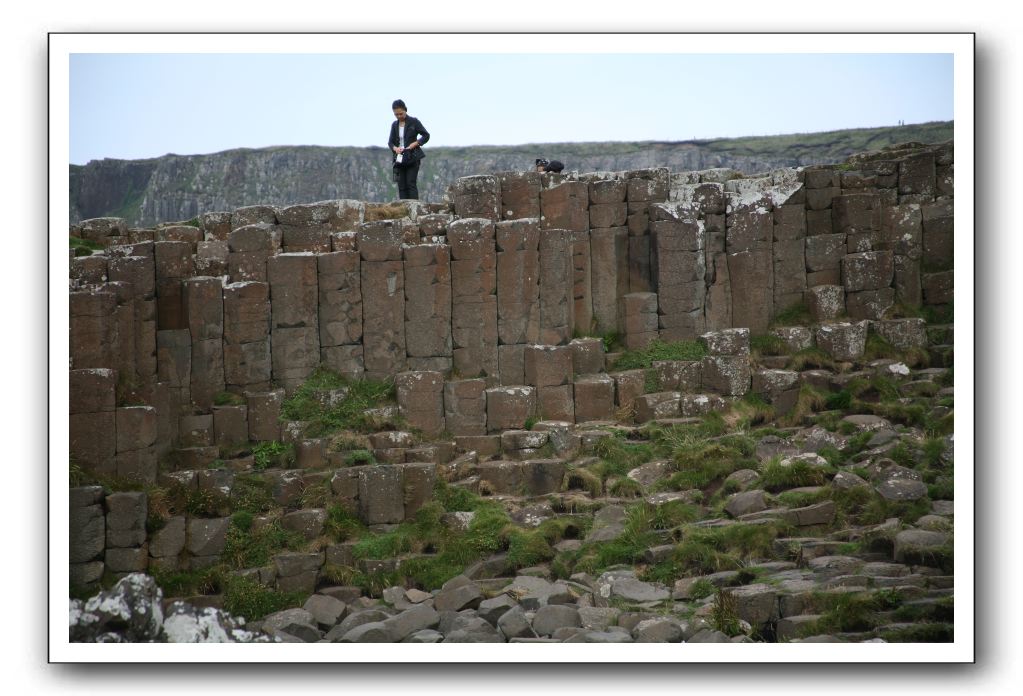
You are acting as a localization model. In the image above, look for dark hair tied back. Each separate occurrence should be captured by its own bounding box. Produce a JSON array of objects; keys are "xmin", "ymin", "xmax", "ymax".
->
[{"xmin": 392, "ymin": 99, "xmax": 407, "ymax": 110}]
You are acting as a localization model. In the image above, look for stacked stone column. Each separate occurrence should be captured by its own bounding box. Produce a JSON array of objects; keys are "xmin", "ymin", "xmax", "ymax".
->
[
  {"xmin": 104, "ymin": 492, "xmax": 149, "ymax": 578},
  {"xmin": 524, "ymin": 345, "xmax": 574, "ymax": 422},
  {"xmin": 267, "ymin": 254, "xmax": 320, "ymax": 393},
  {"xmin": 650, "ymin": 205, "xmax": 707, "ymax": 340},
  {"xmin": 880, "ymin": 204, "xmax": 924, "ymax": 308},
  {"xmin": 451, "ymin": 175, "xmax": 501, "ymax": 221},
  {"xmin": 538, "ymin": 229, "xmax": 574, "ymax": 345},
  {"xmin": 588, "ymin": 177, "xmax": 629, "ymax": 335},
  {"xmin": 921, "ymin": 200, "xmax": 954, "ymax": 307},
  {"xmin": 227, "ymin": 219, "xmax": 278, "ymax": 284},
  {"xmin": 700, "ymin": 328, "xmax": 751, "ymax": 397},
  {"xmin": 183, "ymin": 276, "xmax": 225, "ymax": 410},
  {"xmin": 394, "ymin": 371, "xmax": 445, "ymax": 437},
  {"xmin": 495, "ymin": 219, "xmax": 540, "ymax": 385},
  {"xmin": 70, "ymin": 486, "xmax": 105, "ymax": 589},
  {"xmin": 834, "ymin": 193, "xmax": 893, "ymax": 319},
  {"xmin": 69, "ymin": 368, "xmax": 117, "ymax": 478},
  {"xmin": 772, "ymin": 203, "xmax": 808, "ymax": 315},
  {"xmin": 724, "ymin": 185, "xmax": 773, "ymax": 334},
  {"xmin": 223, "ymin": 280, "xmax": 272, "ymax": 392},
  {"xmin": 358, "ymin": 221, "xmax": 406, "ymax": 380},
  {"xmin": 278, "ymin": 200, "xmax": 364, "ymax": 253},
  {"xmin": 108, "ymin": 248, "xmax": 158, "ymax": 403},
  {"xmin": 498, "ymin": 172, "xmax": 541, "ymax": 220},
  {"xmin": 626, "ymin": 168, "xmax": 669, "ymax": 292},
  {"xmin": 317, "ymin": 250, "xmax": 364, "ymax": 378},
  {"xmin": 449, "ymin": 219, "xmax": 498, "ymax": 379},
  {"xmin": 803, "ymin": 168, "xmax": 844, "ymax": 289},
  {"xmin": 403, "ymin": 243, "xmax": 453, "ymax": 374},
  {"xmin": 620, "ymin": 292, "xmax": 658, "ymax": 350}
]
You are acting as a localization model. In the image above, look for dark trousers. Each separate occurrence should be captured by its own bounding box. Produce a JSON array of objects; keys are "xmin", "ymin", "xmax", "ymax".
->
[{"xmin": 395, "ymin": 161, "xmax": 421, "ymax": 200}]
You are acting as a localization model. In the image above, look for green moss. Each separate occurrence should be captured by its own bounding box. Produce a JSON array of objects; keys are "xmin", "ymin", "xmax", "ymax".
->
[
  {"xmin": 222, "ymin": 574, "xmax": 306, "ymax": 621},
  {"xmin": 231, "ymin": 475, "xmax": 277, "ymax": 514},
  {"xmin": 771, "ymin": 302, "xmax": 812, "ymax": 327},
  {"xmin": 758, "ymin": 457, "xmax": 830, "ymax": 492},
  {"xmin": 610, "ymin": 340, "xmax": 707, "ymax": 371},
  {"xmin": 213, "ymin": 391, "xmax": 247, "ymax": 406},
  {"xmin": 252, "ymin": 441, "xmax": 295, "ymax": 471},
  {"xmin": 280, "ymin": 367, "xmax": 397, "ymax": 436},
  {"xmin": 69, "ymin": 236, "xmax": 103, "ymax": 255},
  {"xmin": 222, "ymin": 518, "xmax": 306, "ymax": 569},
  {"xmin": 343, "ymin": 449, "xmax": 375, "ymax": 466},
  {"xmin": 324, "ymin": 504, "xmax": 365, "ymax": 541}
]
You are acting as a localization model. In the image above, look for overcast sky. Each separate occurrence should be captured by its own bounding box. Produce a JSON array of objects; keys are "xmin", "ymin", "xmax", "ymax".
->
[{"xmin": 69, "ymin": 51, "xmax": 953, "ymax": 165}]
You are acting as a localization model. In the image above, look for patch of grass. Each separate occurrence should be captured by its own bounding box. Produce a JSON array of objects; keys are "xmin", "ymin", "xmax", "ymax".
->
[
  {"xmin": 506, "ymin": 528, "xmax": 556, "ymax": 569},
  {"xmin": 213, "ymin": 391, "xmax": 247, "ymax": 406},
  {"xmin": 807, "ymin": 591, "xmax": 884, "ymax": 633},
  {"xmin": 750, "ymin": 333, "xmax": 790, "ymax": 358},
  {"xmin": 922, "ymin": 302, "xmax": 954, "ymax": 325},
  {"xmin": 433, "ymin": 479, "xmax": 486, "ymax": 512},
  {"xmin": 231, "ymin": 475, "xmax": 278, "ymax": 514},
  {"xmin": 222, "ymin": 517, "xmax": 306, "ymax": 569},
  {"xmin": 788, "ymin": 347, "xmax": 835, "ymax": 372},
  {"xmin": 772, "ymin": 302, "xmax": 812, "ymax": 327},
  {"xmin": 324, "ymin": 504, "xmax": 365, "ymax": 541},
  {"xmin": 779, "ymin": 384, "xmax": 827, "ymax": 427},
  {"xmin": 222, "ymin": 574, "xmax": 306, "ymax": 621},
  {"xmin": 343, "ymin": 449, "xmax": 375, "ymax": 466},
  {"xmin": 610, "ymin": 339, "xmax": 706, "ymax": 371},
  {"xmin": 150, "ymin": 565, "xmax": 226, "ymax": 598},
  {"xmin": 689, "ymin": 578, "xmax": 716, "ymax": 600},
  {"xmin": 608, "ymin": 476, "xmax": 644, "ymax": 498},
  {"xmin": 523, "ymin": 416, "xmax": 538, "ymax": 431},
  {"xmin": 592, "ymin": 434, "xmax": 655, "ymax": 480},
  {"xmin": 563, "ymin": 465, "xmax": 604, "ymax": 497},
  {"xmin": 661, "ymin": 441, "xmax": 755, "ymax": 492},
  {"xmin": 69, "ymin": 236, "xmax": 103, "ymax": 256},
  {"xmin": 758, "ymin": 457, "xmax": 830, "ymax": 492},
  {"xmin": 711, "ymin": 589, "xmax": 744, "ymax": 636},
  {"xmin": 280, "ymin": 367, "xmax": 396, "ymax": 436},
  {"xmin": 726, "ymin": 392, "xmax": 774, "ymax": 428},
  {"xmin": 252, "ymin": 441, "xmax": 295, "ymax": 471}
]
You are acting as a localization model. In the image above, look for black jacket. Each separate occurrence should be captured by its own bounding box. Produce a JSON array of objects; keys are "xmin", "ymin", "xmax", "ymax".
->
[{"xmin": 388, "ymin": 116, "xmax": 430, "ymax": 164}]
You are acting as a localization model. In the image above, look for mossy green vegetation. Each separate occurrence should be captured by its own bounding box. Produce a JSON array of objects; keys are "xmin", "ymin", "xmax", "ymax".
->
[
  {"xmin": 609, "ymin": 340, "xmax": 706, "ymax": 371},
  {"xmin": 280, "ymin": 367, "xmax": 397, "ymax": 436},
  {"xmin": 69, "ymin": 236, "xmax": 103, "ymax": 256}
]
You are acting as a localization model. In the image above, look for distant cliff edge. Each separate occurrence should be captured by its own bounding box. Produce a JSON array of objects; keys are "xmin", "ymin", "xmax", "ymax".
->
[{"xmin": 69, "ymin": 121, "xmax": 953, "ymax": 226}]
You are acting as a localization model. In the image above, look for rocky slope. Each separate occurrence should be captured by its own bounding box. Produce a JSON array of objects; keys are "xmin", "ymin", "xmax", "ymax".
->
[{"xmin": 69, "ymin": 121, "xmax": 953, "ymax": 226}]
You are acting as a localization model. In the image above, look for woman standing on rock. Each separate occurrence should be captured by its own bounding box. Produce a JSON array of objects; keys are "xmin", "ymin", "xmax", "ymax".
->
[{"xmin": 389, "ymin": 99, "xmax": 430, "ymax": 200}]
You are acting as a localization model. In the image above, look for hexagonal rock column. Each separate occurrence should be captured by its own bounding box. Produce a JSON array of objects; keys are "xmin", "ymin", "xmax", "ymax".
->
[
  {"xmin": 589, "ymin": 225, "xmax": 629, "ymax": 335},
  {"xmin": 842, "ymin": 250, "xmax": 895, "ymax": 320},
  {"xmin": 815, "ymin": 321, "xmax": 869, "ymax": 361},
  {"xmin": 699, "ymin": 329, "xmax": 750, "ymax": 397},
  {"xmin": 497, "ymin": 171, "xmax": 541, "ymax": 220},
  {"xmin": 114, "ymin": 406, "xmax": 158, "ymax": 484},
  {"xmin": 226, "ymin": 222, "xmax": 276, "ymax": 283},
  {"xmin": 70, "ymin": 486, "xmax": 105, "ymax": 588},
  {"xmin": 246, "ymin": 388, "xmax": 285, "ymax": 442},
  {"xmin": 154, "ymin": 240, "xmax": 196, "ymax": 330},
  {"xmin": 873, "ymin": 318, "xmax": 928, "ymax": 350},
  {"xmin": 538, "ymin": 229, "xmax": 575, "ymax": 345},
  {"xmin": 574, "ymin": 374, "xmax": 615, "ymax": 423},
  {"xmin": 317, "ymin": 250, "xmax": 364, "ymax": 379},
  {"xmin": 266, "ymin": 253, "xmax": 319, "ymax": 394},
  {"xmin": 806, "ymin": 285, "xmax": 846, "ymax": 323},
  {"xmin": 485, "ymin": 386, "xmax": 537, "ymax": 433},
  {"xmin": 495, "ymin": 219, "xmax": 541, "ymax": 349},
  {"xmin": 881, "ymin": 204, "xmax": 924, "ymax": 307},
  {"xmin": 69, "ymin": 368, "xmax": 117, "ymax": 475},
  {"xmin": 223, "ymin": 280, "xmax": 271, "ymax": 393},
  {"xmin": 541, "ymin": 181, "xmax": 589, "ymax": 233},
  {"xmin": 650, "ymin": 208, "xmax": 707, "ymax": 340},
  {"xmin": 444, "ymin": 379, "xmax": 487, "ymax": 436},
  {"xmin": 359, "ymin": 221, "xmax": 407, "ymax": 380},
  {"xmin": 358, "ymin": 466, "xmax": 405, "ymax": 524},
  {"xmin": 571, "ymin": 228, "xmax": 593, "ymax": 337},
  {"xmin": 524, "ymin": 345, "xmax": 575, "ymax": 423},
  {"xmin": 395, "ymin": 371, "xmax": 445, "ymax": 437},
  {"xmin": 449, "ymin": 219, "xmax": 498, "ymax": 379},
  {"xmin": 70, "ymin": 290, "xmax": 119, "ymax": 371},
  {"xmin": 403, "ymin": 243, "xmax": 452, "ymax": 371},
  {"xmin": 620, "ymin": 292, "xmax": 658, "ymax": 350},
  {"xmin": 181, "ymin": 276, "xmax": 225, "ymax": 411},
  {"xmin": 772, "ymin": 204, "xmax": 807, "ymax": 313},
  {"xmin": 450, "ymin": 175, "xmax": 501, "ymax": 221},
  {"xmin": 751, "ymin": 369, "xmax": 800, "ymax": 414}
]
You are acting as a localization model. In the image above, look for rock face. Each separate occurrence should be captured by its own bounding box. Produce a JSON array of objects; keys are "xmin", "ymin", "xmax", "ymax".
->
[
  {"xmin": 69, "ymin": 123, "xmax": 952, "ymax": 225},
  {"xmin": 69, "ymin": 573, "xmax": 272, "ymax": 643}
]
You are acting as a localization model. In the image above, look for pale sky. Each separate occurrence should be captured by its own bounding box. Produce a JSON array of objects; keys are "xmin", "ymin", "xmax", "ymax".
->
[{"xmin": 69, "ymin": 52, "xmax": 953, "ymax": 165}]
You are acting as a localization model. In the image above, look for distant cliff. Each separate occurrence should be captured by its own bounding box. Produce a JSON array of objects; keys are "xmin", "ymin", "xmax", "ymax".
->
[{"xmin": 69, "ymin": 121, "xmax": 953, "ymax": 227}]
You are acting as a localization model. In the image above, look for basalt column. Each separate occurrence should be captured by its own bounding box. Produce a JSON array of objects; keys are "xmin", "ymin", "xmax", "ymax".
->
[
  {"xmin": 318, "ymin": 250, "xmax": 364, "ymax": 379},
  {"xmin": 223, "ymin": 280, "xmax": 272, "ymax": 393},
  {"xmin": 495, "ymin": 218, "xmax": 540, "ymax": 386},
  {"xmin": 403, "ymin": 243, "xmax": 453, "ymax": 374},
  {"xmin": 358, "ymin": 221, "xmax": 407, "ymax": 381},
  {"xmin": 650, "ymin": 205, "xmax": 707, "ymax": 341},
  {"xmin": 449, "ymin": 218, "xmax": 498, "ymax": 379},
  {"xmin": 182, "ymin": 276, "xmax": 225, "ymax": 411},
  {"xmin": 268, "ymin": 254, "xmax": 320, "ymax": 394}
]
